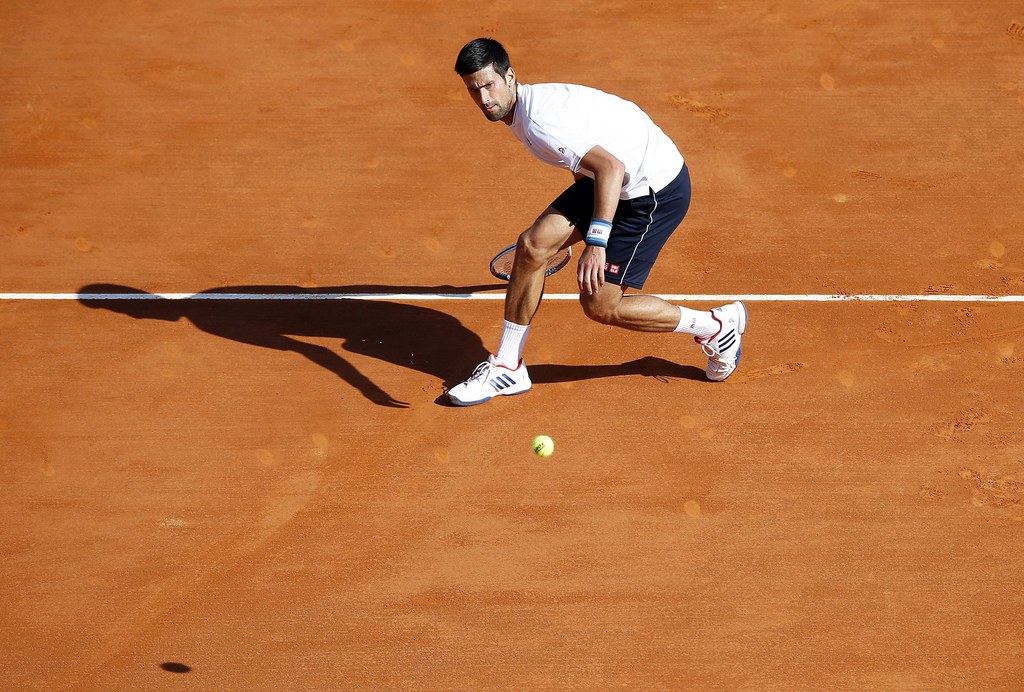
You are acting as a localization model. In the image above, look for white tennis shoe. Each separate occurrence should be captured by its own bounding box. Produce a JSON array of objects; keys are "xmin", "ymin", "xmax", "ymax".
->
[
  {"xmin": 448, "ymin": 355, "xmax": 532, "ymax": 406},
  {"xmin": 697, "ymin": 301, "xmax": 747, "ymax": 381}
]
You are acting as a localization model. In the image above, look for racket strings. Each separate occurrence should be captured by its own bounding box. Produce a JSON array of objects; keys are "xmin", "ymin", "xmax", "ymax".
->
[{"xmin": 489, "ymin": 245, "xmax": 572, "ymax": 281}]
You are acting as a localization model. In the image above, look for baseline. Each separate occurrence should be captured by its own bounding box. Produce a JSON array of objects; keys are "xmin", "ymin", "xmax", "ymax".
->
[{"xmin": 3, "ymin": 293, "xmax": 1024, "ymax": 303}]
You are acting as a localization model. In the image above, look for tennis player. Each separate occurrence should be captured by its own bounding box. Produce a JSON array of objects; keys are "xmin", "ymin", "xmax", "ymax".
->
[{"xmin": 448, "ymin": 38, "xmax": 746, "ymax": 406}]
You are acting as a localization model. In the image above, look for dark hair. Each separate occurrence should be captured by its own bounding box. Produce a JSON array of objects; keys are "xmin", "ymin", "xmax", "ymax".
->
[{"xmin": 454, "ymin": 38, "xmax": 511, "ymax": 76}]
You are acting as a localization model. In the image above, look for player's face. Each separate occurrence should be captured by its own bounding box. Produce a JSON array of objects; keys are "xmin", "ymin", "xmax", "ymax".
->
[{"xmin": 462, "ymin": 65, "xmax": 516, "ymax": 123}]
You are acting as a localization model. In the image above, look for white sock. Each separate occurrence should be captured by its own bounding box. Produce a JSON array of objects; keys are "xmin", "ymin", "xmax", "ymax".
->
[
  {"xmin": 495, "ymin": 320, "xmax": 530, "ymax": 367},
  {"xmin": 674, "ymin": 306, "xmax": 719, "ymax": 339}
]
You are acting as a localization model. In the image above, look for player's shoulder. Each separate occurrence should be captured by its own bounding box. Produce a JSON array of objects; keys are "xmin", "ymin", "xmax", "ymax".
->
[
  {"xmin": 525, "ymin": 81, "xmax": 603, "ymax": 101},
  {"xmin": 519, "ymin": 82, "xmax": 601, "ymax": 121}
]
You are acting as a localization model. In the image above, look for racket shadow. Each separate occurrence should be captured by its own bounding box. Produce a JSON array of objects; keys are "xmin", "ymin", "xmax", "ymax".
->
[
  {"xmin": 78, "ymin": 283, "xmax": 499, "ymax": 409},
  {"xmin": 529, "ymin": 357, "xmax": 705, "ymax": 384}
]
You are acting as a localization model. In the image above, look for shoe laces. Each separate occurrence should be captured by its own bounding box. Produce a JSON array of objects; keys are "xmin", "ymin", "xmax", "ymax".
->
[
  {"xmin": 700, "ymin": 340, "xmax": 721, "ymax": 359},
  {"xmin": 467, "ymin": 359, "xmax": 498, "ymax": 384},
  {"xmin": 707, "ymin": 357, "xmax": 730, "ymax": 374}
]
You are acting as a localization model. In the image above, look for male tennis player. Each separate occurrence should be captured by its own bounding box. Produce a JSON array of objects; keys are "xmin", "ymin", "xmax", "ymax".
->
[{"xmin": 448, "ymin": 38, "xmax": 746, "ymax": 406}]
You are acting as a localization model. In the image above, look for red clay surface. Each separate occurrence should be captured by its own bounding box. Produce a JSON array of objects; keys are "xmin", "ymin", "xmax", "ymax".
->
[{"xmin": 3, "ymin": 2, "xmax": 1024, "ymax": 689}]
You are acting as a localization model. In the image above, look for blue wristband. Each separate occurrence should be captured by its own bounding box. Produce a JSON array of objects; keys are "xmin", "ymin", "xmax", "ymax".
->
[{"xmin": 585, "ymin": 219, "xmax": 612, "ymax": 248}]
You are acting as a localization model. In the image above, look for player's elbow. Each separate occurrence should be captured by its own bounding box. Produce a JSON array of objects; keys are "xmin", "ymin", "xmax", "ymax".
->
[
  {"xmin": 593, "ymin": 157, "xmax": 624, "ymax": 181},
  {"xmin": 581, "ymin": 147, "xmax": 625, "ymax": 182}
]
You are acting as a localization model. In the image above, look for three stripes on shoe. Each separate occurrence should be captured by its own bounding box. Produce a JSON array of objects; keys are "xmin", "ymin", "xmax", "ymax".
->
[
  {"xmin": 489, "ymin": 373, "xmax": 518, "ymax": 390},
  {"xmin": 715, "ymin": 328, "xmax": 737, "ymax": 353}
]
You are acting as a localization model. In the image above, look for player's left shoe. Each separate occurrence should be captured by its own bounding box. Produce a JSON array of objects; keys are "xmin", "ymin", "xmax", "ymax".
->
[
  {"xmin": 697, "ymin": 301, "xmax": 747, "ymax": 381},
  {"xmin": 447, "ymin": 355, "xmax": 532, "ymax": 406}
]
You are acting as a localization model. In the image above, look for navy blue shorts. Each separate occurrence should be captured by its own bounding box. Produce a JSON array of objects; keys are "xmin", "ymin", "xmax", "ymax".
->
[{"xmin": 550, "ymin": 163, "xmax": 691, "ymax": 289}]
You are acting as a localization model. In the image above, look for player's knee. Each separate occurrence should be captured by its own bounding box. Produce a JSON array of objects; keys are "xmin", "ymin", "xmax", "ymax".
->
[
  {"xmin": 516, "ymin": 229, "xmax": 548, "ymax": 268},
  {"xmin": 516, "ymin": 231, "xmax": 555, "ymax": 270},
  {"xmin": 580, "ymin": 293, "xmax": 616, "ymax": 325}
]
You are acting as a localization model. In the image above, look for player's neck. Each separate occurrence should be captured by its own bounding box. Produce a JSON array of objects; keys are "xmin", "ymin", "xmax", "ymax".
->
[{"xmin": 501, "ymin": 84, "xmax": 518, "ymax": 126}]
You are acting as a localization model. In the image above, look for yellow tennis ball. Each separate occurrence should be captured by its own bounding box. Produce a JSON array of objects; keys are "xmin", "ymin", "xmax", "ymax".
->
[{"xmin": 532, "ymin": 435, "xmax": 554, "ymax": 457}]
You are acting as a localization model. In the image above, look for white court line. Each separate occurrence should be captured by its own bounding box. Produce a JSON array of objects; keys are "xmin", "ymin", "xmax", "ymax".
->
[{"xmin": 3, "ymin": 292, "xmax": 1024, "ymax": 302}]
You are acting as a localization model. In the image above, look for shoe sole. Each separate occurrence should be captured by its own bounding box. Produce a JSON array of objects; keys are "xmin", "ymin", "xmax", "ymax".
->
[
  {"xmin": 736, "ymin": 300, "xmax": 748, "ymax": 336},
  {"xmin": 448, "ymin": 387, "xmax": 531, "ymax": 407}
]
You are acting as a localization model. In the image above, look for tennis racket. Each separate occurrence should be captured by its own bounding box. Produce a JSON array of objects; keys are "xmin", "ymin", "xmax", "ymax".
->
[{"xmin": 489, "ymin": 244, "xmax": 573, "ymax": 281}]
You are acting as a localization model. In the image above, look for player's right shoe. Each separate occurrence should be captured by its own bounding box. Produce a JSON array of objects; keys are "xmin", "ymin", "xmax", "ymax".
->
[
  {"xmin": 696, "ymin": 301, "xmax": 747, "ymax": 381},
  {"xmin": 447, "ymin": 355, "xmax": 532, "ymax": 406}
]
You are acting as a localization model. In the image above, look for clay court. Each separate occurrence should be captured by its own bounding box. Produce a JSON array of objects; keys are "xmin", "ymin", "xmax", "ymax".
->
[{"xmin": 3, "ymin": 1, "xmax": 1023, "ymax": 689}]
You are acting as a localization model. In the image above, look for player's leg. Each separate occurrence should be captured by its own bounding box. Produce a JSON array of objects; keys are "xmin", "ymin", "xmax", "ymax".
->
[
  {"xmin": 448, "ymin": 205, "xmax": 578, "ymax": 406},
  {"xmin": 449, "ymin": 177, "xmax": 591, "ymax": 406},
  {"xmin": 491, "ymin": 208, "xmax": 574, "ymax": 368},
  {"xmin": 504, "ymin": 208, "xmax": 576, "ymax": 326},
  {"xmin": 579, "ymin": 282, "xmax": 746, "ymax": 381},
  {"xmin": 579, "ymin": 282, "xmax": 681, "ymax": 332}
]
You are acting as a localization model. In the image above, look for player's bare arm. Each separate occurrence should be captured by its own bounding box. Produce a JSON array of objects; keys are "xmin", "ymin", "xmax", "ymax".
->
[{"xmin": 576, "ymin": 145, "xmax": 625, "ymax": 296}]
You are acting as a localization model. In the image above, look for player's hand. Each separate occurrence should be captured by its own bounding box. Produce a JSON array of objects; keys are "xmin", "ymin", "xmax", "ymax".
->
[{"xmin": 577, "ymin": 245, "xmax": 606, "ymax": 296}]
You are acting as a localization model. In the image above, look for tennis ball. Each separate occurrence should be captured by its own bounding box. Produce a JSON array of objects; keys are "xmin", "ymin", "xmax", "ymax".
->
[{"xmin": 531, "ymin": 435, "xmax": 554, "ymax": 457}]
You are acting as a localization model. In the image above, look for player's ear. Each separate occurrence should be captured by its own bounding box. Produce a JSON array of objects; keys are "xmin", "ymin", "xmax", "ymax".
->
[{"xmin": 505, "ymin": 67, "xmax": 516, "ymax": 86}]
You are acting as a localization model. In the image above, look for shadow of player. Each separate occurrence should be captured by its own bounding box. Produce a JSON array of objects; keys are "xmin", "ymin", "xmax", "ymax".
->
[
  {"xmin": 78, "ymin": 283, "xmax": 498, "ymax": 408},
  {"xmin": 79, "ymin": 283, "xmax": 706, "ymax": 408},
  {"xmin": 530, "ymin": 358, "xmax": 705, "ymax": 385}
]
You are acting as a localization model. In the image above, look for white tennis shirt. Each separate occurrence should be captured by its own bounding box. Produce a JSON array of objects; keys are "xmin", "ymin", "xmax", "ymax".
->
[{"xmin": 508, "ymin": 82, "xmax": 684, "ymax": 200}]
